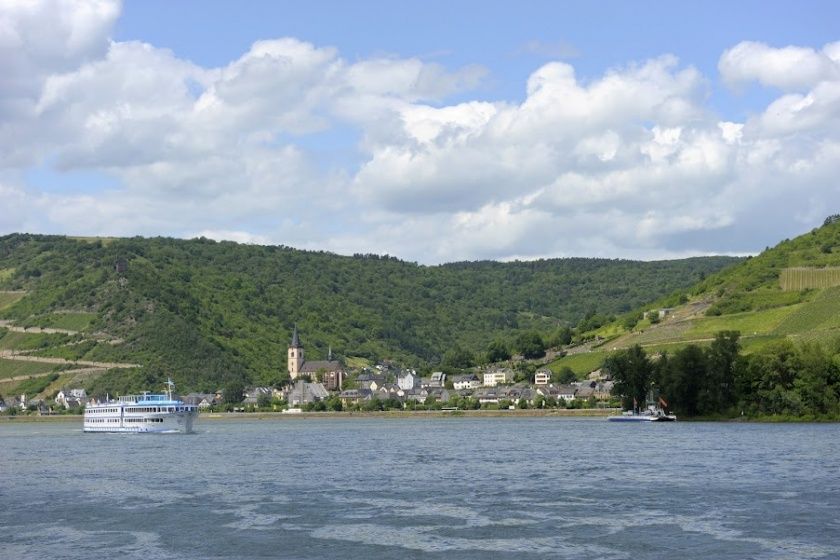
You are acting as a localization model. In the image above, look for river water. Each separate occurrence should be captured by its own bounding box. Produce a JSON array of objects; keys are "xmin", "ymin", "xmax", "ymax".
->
[{"xmin": 1, "ymin": 416, "xmax": 838, "ymax": 559}]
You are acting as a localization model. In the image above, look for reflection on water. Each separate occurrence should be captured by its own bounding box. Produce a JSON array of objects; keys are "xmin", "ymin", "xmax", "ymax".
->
[{"xmin": 1, "ymin": 418, "xmax": 839, "ymax": 559}]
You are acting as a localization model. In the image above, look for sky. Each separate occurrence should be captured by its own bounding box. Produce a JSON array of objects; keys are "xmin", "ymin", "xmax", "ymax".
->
[{"xmin": 2, "ymin": 0, "xmax": 839, "ymax": 264}]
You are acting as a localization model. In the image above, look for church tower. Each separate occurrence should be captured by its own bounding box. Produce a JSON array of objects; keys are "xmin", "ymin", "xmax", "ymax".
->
[{"xmin": 288, "ymin": 325, "xmax": 304, "ymax": 379}]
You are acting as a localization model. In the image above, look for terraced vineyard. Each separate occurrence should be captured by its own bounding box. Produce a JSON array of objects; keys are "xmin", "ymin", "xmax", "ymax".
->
[
  {"xmin": 0, "ymin": 358, "xmax": 69, "ymax": 380},
  {"xmin": 0, "ymin": 329, "xmax": 75, "ymax": 351},
  {"xmin": 770, "ymin": 288, "xmax": 840, "ymax": 345},
  {"xmin": 0, "ymin": 318, "xmax": 139, "ymax": 402},
  {"xmin": 16, "ymin": 312, "xmax": 97, "ymax": 331},
  {"xmin": 780, "ymin": 267, "xmax": 840, "ymax": 290},
  {"xmin": 686, "ymin": 305, "xmax": 799, "ymax": 338}
]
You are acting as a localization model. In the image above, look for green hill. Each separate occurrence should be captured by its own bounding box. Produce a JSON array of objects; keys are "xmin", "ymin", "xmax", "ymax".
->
[
  {"xmin": 0, "ymin": 233, "xmax": 738, "ymax": 395},
  {"xmin": 549, "ymin": 218, "xmax": 840, "ymax": 375}
]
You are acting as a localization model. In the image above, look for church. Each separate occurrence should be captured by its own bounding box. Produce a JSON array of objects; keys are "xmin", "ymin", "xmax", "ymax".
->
[{"xmin": 287, "ymin": 326, "xmax": 345, "ymax": 391}]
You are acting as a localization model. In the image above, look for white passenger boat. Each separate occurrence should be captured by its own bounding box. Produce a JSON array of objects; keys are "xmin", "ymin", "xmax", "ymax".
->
[
  {"xmin": 607, "ymin": 404, "xmax": 677, "ymax": 422},
  {"xmin": 84, "ymin": 379, "xmax": 198, "ymax": 434}
]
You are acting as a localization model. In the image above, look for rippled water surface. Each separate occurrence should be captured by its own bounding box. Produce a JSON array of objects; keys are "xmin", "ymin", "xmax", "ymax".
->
[{"xmin": 2, "ymin": 417, "xmax": 839, "ymax": 559}]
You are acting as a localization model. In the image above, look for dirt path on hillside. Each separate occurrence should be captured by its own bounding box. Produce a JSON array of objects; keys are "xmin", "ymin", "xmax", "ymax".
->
[
  {"xmin": 0, "ymin": 350, "xmax": 139, "ymax": 369},
  {"xmin": 0, "ymin": 321, "xmax": 81, "ymax": 335},
  {"xmin": 0, "ymin": 366, "xmax": 109, "ymax": 383}
]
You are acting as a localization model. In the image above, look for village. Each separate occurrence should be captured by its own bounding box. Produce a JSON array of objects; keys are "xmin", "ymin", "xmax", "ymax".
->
[{"xmin": 1, "ymin": 328, "xmax": 617, "ymax": 415}]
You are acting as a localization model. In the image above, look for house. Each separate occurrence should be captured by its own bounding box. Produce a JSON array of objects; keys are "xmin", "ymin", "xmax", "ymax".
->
[
  {"xmin": 183, "ymin": 393, "xmax": 217, "ymax": 409},
  {"xmin": 519, "ymin": 387, "xmax": 535, "ymax": 404},
  {"xmin": 535, "ymin": 384, "xmax": 576, "ymax": 402},
  {"xmin": 483, "ymin": 368, "xmax": 514, "ymax": 387},
  {"xmin": 577, "ymin": 380, "xmax": 614, "ymax": 400},
  {"xmin": 474, "ymin": 387, "xmax": 499, "ymax": 405},
  {"xmin": 555, "ymin": 384, "xmax": 578, "ymax": 402},
  {"xmin": 499, "ymin": 386, "xmax": 533, "ymax": 404},
  {"xmin": 534, "ymin": 369, "xmax": 552, "ymax": 386},
  {"xmin": 426, "ymin": 387, "xmax": 450, "ymax": 403},
  {"xmin": 402, "ymin": 389, "xmax": 425, "ymax": 406},
  {"xmin": 588, "ymin": 368, "xmax": 613, "ymax": 382},
  {"xmin": 357, "ymin": 374, "xmax": 387, "ymax": 392},
  {"xmin": 286, "ymin": 381, "xmax": 330, "ymax": 406},
  {"xmin": 397, "ymin": 371, "xmax": 419, "ymax": 391},
  {"xmin": 453, "ymin": 374, "xmax": 481, "ymax": 390},
  {"xmin": 599, "ymin": 381, "xmax": 615, "ymax": 399},
  {"xmin": 421, "ymin": 372, "xmax": 446, "ymax": 389},
  {"xmin": 55, "ymin": 388, "xmax": 87, "ymax": 409},
  {"xmin": 339, "ymin": 388, "xmax": 372, "ymax": 406},
  {"xmin": 376, "ymin": 384, "xmax": 402, "ymax": 398},
  {"xmin": 321, "ymin": 369, "xmax": 345, "ymax": 391},
  {"xmin": 242, "ymin": 386, "xmax": 273, "ymax": 406}
]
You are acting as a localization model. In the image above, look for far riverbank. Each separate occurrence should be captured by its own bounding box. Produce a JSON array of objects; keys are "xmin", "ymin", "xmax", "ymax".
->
[{"xmin": 0, "ymin": 408, "xmax": 619, "ymax": 423}]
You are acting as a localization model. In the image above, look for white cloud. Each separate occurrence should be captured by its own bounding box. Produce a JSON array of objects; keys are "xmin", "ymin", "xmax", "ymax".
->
[
  {"xmin": 1, "ymin": 2, "xmax": 839, "ymax": 263},
  {"xmin": 719, "ymin": 41, "xmax": 840, "ymax": 91},
  {"xmin": 0, "ymin": 0, "xmax": 119, "ymax": 166}
]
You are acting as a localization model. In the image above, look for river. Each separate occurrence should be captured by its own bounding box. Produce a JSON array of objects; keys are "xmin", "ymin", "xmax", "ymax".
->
[{"xmin": 1, "ymin": 416, "xmax": 838, "ymax": 559}]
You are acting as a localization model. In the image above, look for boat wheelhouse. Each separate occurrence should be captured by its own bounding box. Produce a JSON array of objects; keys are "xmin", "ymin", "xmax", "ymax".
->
[{"xmin": 84, "ymin": 379, "xmax": 198, "ymax": 433}]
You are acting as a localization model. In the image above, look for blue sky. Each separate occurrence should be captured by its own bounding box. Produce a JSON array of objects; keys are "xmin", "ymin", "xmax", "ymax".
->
[
  {"xmin": 113, "ymin": 1, "xmax": 837, "ymax": 115},
  {"xmin": 2, "ymin": 0, "xmax": 839, "ymax": 262}
]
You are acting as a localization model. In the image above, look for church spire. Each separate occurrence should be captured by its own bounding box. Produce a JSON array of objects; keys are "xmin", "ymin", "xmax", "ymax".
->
[{"xmin": 288, "ymin": 324, "xmax": 304, "ymax": 379}]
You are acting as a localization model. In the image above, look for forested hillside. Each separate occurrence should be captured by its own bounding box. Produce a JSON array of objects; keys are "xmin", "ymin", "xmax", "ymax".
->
[{"xmin": 0, "ymin": 234, "xmax": 738, "ymax": 392}]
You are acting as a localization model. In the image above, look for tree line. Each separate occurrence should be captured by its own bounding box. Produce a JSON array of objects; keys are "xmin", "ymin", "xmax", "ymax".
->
[{"xmin": 606, "ymin": 332, "xmax": 840, "ymax": 419}]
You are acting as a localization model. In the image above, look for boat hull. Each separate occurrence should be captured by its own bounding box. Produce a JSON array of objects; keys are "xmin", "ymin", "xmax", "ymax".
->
[
  {"xmin": 607, "ymin": 413, "xmax": 677, "ymax": 422},
  {"xmin": 83, "ymin": 412, "xmax": 196, "ymax": 434}
]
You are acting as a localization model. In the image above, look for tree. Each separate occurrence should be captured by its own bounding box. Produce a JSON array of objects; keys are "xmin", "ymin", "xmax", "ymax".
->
[
  {"xmin": 622, "ymin": 312, "xmax": 643, "ymax": 330},
  {"xmin": 424, "ymin": 395, "xmax": 441, "ymax": 410},
  {"xmin": 443, "ymin": 345, "xmax": 475, "ymax": 369},
  {"xmin": 660, "ymin": 345, "xmax": 706, "ymax": 416},
  {"xmin": 605, "ymin": 345, "xmax": 653, "ymax": 411},
  {"xmin": 553, "ymin": 366, "xmax": 577, "ymax": 384},
  {"xmin": 222, "ymin": 379, "xmax": 245, "ymax": 404},
  {"xmin": 741, "ymin": 340, "xmax": 799, "ymax": 415},
  {"xmin": 548, "ymin": 326, "xmax": 573, "ymax": 348},
  {"xmin": 486, "ymin": 340, "xmax": 511, "ymax": 363},
  {"xmin": 514, "ymin": 362, "xmax": 536, "ymax": 383},
  {"xmin": 515, "ymin": 331, "xmax": 546, "ymax": 359},
  {"xmin": 256, "ymin": 392, "xmax": 272, "ymax": 409},
  {"xmin": 702, "ymin": 330, "xmax": 741, "ymax": 413},
  {"xmin": 792, "ymin": 342, "xmax": 840, "ymax": 416},
  {"xmin": 325, "ymin": 395, "xmax": 343, "ymax": 411}
]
